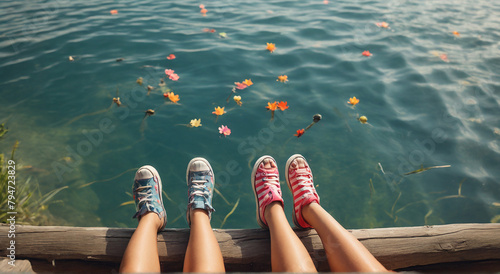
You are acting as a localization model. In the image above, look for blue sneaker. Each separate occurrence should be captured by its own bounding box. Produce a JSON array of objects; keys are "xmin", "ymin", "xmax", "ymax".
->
[
  {"xmin": 186, "ymin": 157, "xmax": 215, "ymax": 226},
  {"xmin": 132, "ymin": 165, "xmax": 167, "ymax": 231}
]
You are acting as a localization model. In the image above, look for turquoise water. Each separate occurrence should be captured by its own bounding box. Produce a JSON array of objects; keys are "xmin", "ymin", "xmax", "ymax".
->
[{"xmin": 1, "ymin": 0, "xmax": 499, "ymax": 229}]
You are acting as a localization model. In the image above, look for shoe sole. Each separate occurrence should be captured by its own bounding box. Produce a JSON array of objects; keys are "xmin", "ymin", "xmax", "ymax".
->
[
  {"xmin": 285, "ymin": 154, "xmax": 308, "ymax": 228},
  {"xmin": 135, "ymin": 165, "xmax": 166, "ymax": 229},
  {"xmin": 251, "ymin": 155, "xmax": 276, "ymax": 228}
]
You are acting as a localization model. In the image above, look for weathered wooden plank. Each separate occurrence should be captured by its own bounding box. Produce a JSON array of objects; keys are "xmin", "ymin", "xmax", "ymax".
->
[{"xmin": 1, "ymin": 223, "xmax": 499, "ymax": 271}]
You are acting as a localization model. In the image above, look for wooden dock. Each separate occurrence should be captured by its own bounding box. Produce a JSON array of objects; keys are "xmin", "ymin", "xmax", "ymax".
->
[{"xmin": 1, "ymin": 223, "xmax": 500, "ymax": 272}]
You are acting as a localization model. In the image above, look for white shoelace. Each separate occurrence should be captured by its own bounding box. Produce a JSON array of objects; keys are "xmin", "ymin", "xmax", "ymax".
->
[
  {"xmin": 189, "ymin": 180, "xmax": 210, "ymax": 199},
  {"xmin": 135, "ymin": 185, "xmax": 153, "ymax": 202}
]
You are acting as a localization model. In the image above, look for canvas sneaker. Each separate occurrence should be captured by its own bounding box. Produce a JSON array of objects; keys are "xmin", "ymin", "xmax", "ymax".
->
[
  {"xmin": 285, "ymin": 154, "xmax": 320, "ymax": 228},
  {"xmin": 251, "ymin": 155, "xmax": 284, "ymax": 228},
  {"xmin": 132, "ymin": 165, "xmax": 167, "ymax": 231},
  {"xmin": 186, "ymin": 157, "xmax": 215, "ymax": 226}
]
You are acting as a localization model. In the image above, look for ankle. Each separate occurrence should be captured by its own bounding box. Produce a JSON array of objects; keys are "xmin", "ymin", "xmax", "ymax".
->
[
  {"xmin": 139, "ymin": 211, "xmax": 164, "ymax": 230},
  {"xmin": 264, "ymin": 201, "xmax": 284, "ymax": 220},
  {"xmin": 301, "ymin": 201, "xmax": 319, "ymax": 222},
  {"xmin": 190, "ymin": 208, "xmax": 209, "ymax": 219}
]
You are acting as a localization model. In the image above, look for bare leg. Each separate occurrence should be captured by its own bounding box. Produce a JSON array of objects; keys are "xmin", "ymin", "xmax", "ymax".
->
[
  {"xmin": 255, "ymin": 158, "xmax": 316, "ymax": 272},
  {"xmin": 266, "ymin": 202, "xmax": 317, "ymax": 272},
  {"xmin": 120, "ymin": 212, "xmax": 163, "ymax": 273},
  {"xmin": 303, "ymin": 200, "xmax": 389, "ymax": 272},
  {"xmin": 288, "ymin": 156, "xmax": 388, "ymax": 272},
  {"xmin": 183, "ymin": 209, "xmax": 225, "ymax": 272}
]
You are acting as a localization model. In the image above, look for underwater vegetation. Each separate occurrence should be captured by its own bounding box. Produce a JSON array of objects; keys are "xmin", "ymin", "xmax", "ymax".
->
[
  {"xmin": 0, "ymin": 124, "xmax": 7, "ymax": 139},
  {"xmin": 0, "ymin": 131, "xmax": 67, "ymax": 225},
  {"xmin": 3, "ymin": 2, "xmax": 497, "ymax": 229}
]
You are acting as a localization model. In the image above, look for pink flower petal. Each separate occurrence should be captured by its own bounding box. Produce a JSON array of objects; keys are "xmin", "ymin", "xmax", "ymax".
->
[
  {"xmin": 218, "ymin": 125, "xmax": 231, "ymax": 136},
  {"xmin": 167, "ymin": 54, "xmax": 176, "ymax": 60},
  {"xmin": 235, "ymin": 82, "xmax": 248, "ymax": 90},
  {"xmin": 169, "ymin": 73, "xmax": 179, "ymax": 81},
  {"xmin": 165, "ymin": 69, "xmax": 175, "ymax": 76},
  {"xmin": 440, "ymin": 54, "xmax": 449, "ymax": 62}
]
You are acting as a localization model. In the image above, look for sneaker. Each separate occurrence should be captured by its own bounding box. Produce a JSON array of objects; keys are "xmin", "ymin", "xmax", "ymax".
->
[
  {"xmin": 132, "ymin": 165, "xmax": 167, "ymax": 231},
  {"xmin": 186, "ymin": 157, "xmax": 215, "ymax": 226},
  {"xmin": 251, "ymin": 155, "xmax": 284, "ymax": 228},
  {"xmin": 285, "ymin": 154, "xmax": 320, "ymax": 229}
]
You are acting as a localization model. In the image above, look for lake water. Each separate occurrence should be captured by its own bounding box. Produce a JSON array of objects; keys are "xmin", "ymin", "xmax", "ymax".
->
[{"xmin": 1, "ymin": 0, "xmax": 499, "ymax": 229}]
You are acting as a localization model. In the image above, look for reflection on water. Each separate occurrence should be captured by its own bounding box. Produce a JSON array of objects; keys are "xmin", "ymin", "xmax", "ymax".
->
[{"xmin": 0, "ymin": 0, "xmax": 499, "ymax": 229}]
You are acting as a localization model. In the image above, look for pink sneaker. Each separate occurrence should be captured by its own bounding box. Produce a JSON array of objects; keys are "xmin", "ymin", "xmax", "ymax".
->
[
  {"xmin": 285, "ymin": 154, "xmax": 320, "ymax": 228},
  {"xmin": 251, "ymin": 155, "xmax": 284, "ymax": 228}
]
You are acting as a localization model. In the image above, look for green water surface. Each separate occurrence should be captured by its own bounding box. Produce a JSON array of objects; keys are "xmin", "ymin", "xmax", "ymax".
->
[{"xmin": 1, "ymin": 0, "xmax": 499, "ymax": 229}]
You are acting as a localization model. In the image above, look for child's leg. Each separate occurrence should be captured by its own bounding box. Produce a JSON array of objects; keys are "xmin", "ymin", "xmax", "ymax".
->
[
  {"xmin": 183, "ymin": 157, "xmax": 225, "ymax": 273},
  {"xmin": 252, "ymin": 156, "xmax": 316, "ymax": 272},
  {"xmin": 286, "ymin": 155, "xmax": 388, "ymax": 272},
  {"xmin": 266, "ymin": 202, "xmax": 317, "ymax": 272},
  {"xmin": 120, "ymin": 165, "xmax": 167, "ymax": 273},
  {"xmin": 183, "ymin": 209, "xmax": 225, "ymax": 272},
  {"xmin": 120, "ymin": 212, "xmax": 163, "ymax": 273},
  {"xmin": 303, "ymin": 203, "xmax": 388, "ymax": 272}
]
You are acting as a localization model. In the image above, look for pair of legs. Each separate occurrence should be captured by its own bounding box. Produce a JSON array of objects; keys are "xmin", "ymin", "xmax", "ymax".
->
[
  {"xmin": 120, "ymin": 159, "xmax": 225, "ymax": 273},
  {"xmin": 253, "ymin": 155, "xmax": 389, "ymax": 272}
]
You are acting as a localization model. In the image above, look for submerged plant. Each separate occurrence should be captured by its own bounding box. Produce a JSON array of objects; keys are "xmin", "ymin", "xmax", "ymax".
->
[
  {"xmin": 0, "ymin": 141, "xmax": 67, "ymax": 225},
  {"xmin": 0, "ymin": 123, "xmax": 7, "ymax": 139}
]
